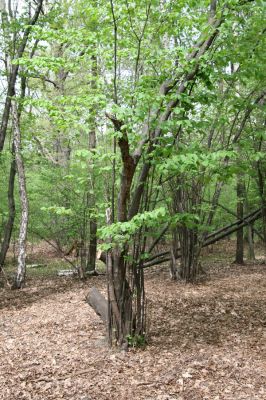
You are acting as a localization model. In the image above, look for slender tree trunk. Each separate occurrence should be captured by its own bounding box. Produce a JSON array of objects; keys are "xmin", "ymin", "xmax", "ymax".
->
[
  {"xmin": 235, "ymin": 175, "xmax": 245, "ymax": 264},
  {"xmin": 247, "ymin": 224, "xmax": 255, "ymax": 261},
  {"xmin": 87, "ymin": 79, "xmax": 97, "ymax": 274},
  {"xmin": 245, "ymin": 191, "xmax": 256, "ymax": 261},
  {"xmin": 179, "ymin": 226, "xmax": 200, "ymax": 282},
  {"xmin": 0, "ymin": 155, "xmax": 16, "ymax": 269},
  {"xmin": 87, "ymin": 218, "xmax": 97, "ymax": 273},
  {"xmin": 257, "ymin": 160, "xmax": 266, "ymax": 247},
  {"xmin": 11, "ymin": 101, "xmax": 29, "ymax": 289}
]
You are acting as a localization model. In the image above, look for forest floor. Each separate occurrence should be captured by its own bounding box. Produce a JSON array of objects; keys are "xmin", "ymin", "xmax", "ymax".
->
[{"xmin": 0, "ymin": 242, "xmax": 266, "ymax": 400}]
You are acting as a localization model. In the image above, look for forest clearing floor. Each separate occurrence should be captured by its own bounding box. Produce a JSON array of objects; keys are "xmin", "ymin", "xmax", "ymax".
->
[{"xmin": 0, "ymin": 242, "xmax": 266, "ymax": 400}]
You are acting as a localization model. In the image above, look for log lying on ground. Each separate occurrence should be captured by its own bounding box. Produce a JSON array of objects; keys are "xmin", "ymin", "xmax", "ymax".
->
[
  {"xmin": 86, "ymin": 287, "xmax": 108, "ymax": 323},
  {"xmin": 57, "ymin": 269, "xmax": 77, "ymax": 276}
]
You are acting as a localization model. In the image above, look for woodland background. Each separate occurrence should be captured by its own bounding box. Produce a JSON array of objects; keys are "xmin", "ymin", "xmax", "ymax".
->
[{"xmin": 0, "ymin": 1, "xmax": 266, "ymax": 397}]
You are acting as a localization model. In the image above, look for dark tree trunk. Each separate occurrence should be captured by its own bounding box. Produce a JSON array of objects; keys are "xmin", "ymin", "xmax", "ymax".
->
[
  {"xmin": 257, "ymin": 160, "xmax": 266, "ymax": 246},
  {"xmin": 87, "ymin": 124, "xmax": 97, "ymax": 273},
  {"xmin": 86, "ymin": 54, "xmax": 98, "ymax": 274},
  {"xmin": 179, "ymin": 226, "xmax": 199, "ymax": 282},
  {"xmin": 0, "ymin": 155, "xmax": 16, "ymax": 269},
  {"xmin": 107, "ymin": 248, "xmax": 133, "ymax": 347},
  {"xmin": 235, "ymin": 175, "xmax": 245, "ymax": 264},
  {"xmin": 169, "ymin": 230, "xmax": 179, "ymax": 280},
  {"xmin": 87, "ymin": 218, "xmax": 97, "ymax": 273}
]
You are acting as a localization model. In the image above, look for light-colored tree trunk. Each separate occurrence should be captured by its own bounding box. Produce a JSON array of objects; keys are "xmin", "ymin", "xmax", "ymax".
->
[{"xmin": 11, "ymin": 101, "xmax": 29, "ymax": 289}]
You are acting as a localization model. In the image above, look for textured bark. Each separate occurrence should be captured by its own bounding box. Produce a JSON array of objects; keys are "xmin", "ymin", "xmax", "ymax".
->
[
  {"xmin": 0, "ymin": 155, "xmax": 16, "ymax": 269},
  {"xmin": 0, "ymin": 71, "xmax": 28, "ymax": 270},
  {"xmin": 11, "ymin": 101, "xmax": 29, "ymax": 289}
]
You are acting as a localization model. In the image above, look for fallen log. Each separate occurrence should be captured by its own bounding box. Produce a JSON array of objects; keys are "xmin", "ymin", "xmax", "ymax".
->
[
  {"xmin": 57, "ymin": 269, "xmax": 77, "ymax": 276},
  {"xmin": 86, "ymin": 287, "xmax": 108, "ymax": 323}
]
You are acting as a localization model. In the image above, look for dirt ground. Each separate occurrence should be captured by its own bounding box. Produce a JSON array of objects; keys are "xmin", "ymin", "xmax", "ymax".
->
[{"xmin": 0, "ymin": 245, "xmax": 266, "ymax": 400}]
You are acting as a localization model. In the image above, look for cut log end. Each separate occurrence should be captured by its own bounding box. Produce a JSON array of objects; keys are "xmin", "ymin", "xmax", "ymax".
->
[{"xmin": 86, "ymin": 287, "xmax": 108, "ymax": 323}]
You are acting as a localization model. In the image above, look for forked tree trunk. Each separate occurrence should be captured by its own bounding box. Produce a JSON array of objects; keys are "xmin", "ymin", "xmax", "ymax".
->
[{"xmin": 11, "ymin": 101, "xmax": 29, "ymax": 289}]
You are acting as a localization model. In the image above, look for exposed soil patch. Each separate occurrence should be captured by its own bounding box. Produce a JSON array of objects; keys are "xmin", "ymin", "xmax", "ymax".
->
[{"xmin": 0, "ymin": 248, "xmax": 265, "ymax": 399}]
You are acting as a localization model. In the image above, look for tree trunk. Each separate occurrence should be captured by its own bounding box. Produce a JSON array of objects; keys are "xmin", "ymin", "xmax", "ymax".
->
[
  {"xmin": 179, "ymin": 226, "xmax": 200, "ymax": 282},
  {"xmin": 105, "ymin": 204, "xmax": 146, "ymax": 347},
  {"xmin": 257, "ymin": 160, "xmax": 266, "ymax": 247},
  {"xmin": 11, "ymin": 101, "xmax": 29, "ymax": 289},
  {"xmin": 87, "ymin": 218, "xmax": 97, "ymax": 273},
  {"xmin": 86, "ymin": 122, "xmax": 97, "ymax": 274},
  {"xmin": 0, "ymin": 155, "xmax": 16, "ymax": 269},
  {"xmin": 247, "ymin": 224, "xmax": 255, "ymax": 261},
  {"xmin": 169, "ymin": 230, "xmax": 179, "ymax": 280},
  {"xmin": 86, "ymin": 54, "xmax": 98, "ymax": 274},
  {"xmin": 235, "ymin": 175, "xmax": 245, "ymax": 264}
]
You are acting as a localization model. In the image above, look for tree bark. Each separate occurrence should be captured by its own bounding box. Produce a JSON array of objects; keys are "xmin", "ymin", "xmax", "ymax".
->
[
  {"xmin": 87, "ymin": 56, "xmax": 98, "ymax": 273},
  {"xmin": 11, "ymin": 101, "xmax": 29, "ymax": 289},
  {"xmin": 257, "ymin": 156, "xmax": 266, "ymax": 247},
  {"xmin": 0, "ymin": 154, "xmax": 16, "ymax": 269},
  {"xmin": 247, "ymin": 224, "xmax": 255, "ymax": 261},
  {"xmin": 235, "ymin": 175, "xmax": 245, "ymax": 264}
]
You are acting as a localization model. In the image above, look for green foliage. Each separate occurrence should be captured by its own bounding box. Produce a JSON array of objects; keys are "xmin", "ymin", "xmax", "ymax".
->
[
  {"xmin": 126, "ymin": 334, "xmax": 146, "ymax": 348},
  {"xmin": 1, "ymin": 0, "xmax": 265, "ymax": 266}
]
